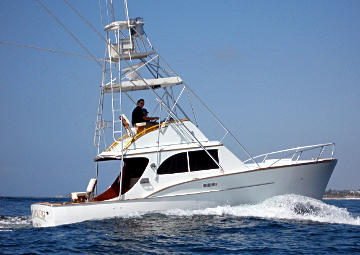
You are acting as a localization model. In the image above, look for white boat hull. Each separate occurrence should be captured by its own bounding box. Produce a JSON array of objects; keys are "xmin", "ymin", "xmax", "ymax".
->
[{"xmin": 31, "ymin": 159, "xmax": 336, "ymax": 227}]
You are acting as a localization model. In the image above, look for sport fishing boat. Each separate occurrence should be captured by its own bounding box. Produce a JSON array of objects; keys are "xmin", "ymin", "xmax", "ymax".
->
[{"xmin": 31, "ymin": 1, "xmax": 337, "ymax": 227}]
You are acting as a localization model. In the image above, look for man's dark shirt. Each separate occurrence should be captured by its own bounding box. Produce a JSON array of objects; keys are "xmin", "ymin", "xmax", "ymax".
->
[{"xmin": 132, "ymin": 106, "xmax": 144, "ymax": 125}]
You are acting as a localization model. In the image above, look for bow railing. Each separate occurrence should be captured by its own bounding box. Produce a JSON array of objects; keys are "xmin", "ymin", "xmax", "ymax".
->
[{"xmin": 243, "ymin": 143, "xmax": 335, "ymax": 168}]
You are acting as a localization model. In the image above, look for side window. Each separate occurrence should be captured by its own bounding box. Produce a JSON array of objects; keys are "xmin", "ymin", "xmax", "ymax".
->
[
  {"xmin": 123, "ymin": 157, "xmax": 149, "ymax": 178},
  {"xmin": 189, "ymin": 149, "xmax": 219, "ymax": 171},
  {"xmin": 157, "ymin": 152, "xmax": 188, "ymax": 175},
  {"xmin": 122, "ymin": 157, "xmax": 149, "ymax": 194}
]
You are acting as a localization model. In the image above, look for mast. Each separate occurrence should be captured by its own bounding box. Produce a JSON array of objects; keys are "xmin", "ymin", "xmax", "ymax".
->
[{"xmin": 94, "ymin": 1, "xmax": 185, "ymax": 156}]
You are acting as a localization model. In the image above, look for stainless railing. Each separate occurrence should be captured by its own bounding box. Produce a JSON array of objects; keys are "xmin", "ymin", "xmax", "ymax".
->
[{"xmin": 243, "ymin": 143, "xmax": 335, "ymax": 168}]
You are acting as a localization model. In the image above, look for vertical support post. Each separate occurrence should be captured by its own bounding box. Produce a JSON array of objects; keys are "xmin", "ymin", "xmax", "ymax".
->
[
  {"xmin": 95, "ymin": 162, "xmax": 99, "ymax": 195},
  {"xmin": 316, "ymin": 146, "xmax": 325, "ymax": 161},
  {"xmin": 118, "ymin": 26, "xmax": 125, "ymax": 200},
  {"xmin": 124, "ymin": 0, "xmax": 132, "ymax": 61},
  {"xmin": 156, "ymin": 102, "xmax": 162, "ymax": 180}
]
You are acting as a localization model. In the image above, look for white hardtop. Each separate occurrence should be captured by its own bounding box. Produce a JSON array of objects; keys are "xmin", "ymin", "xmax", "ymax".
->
[
  {"xmin": 104, "ymin": 18, "xmax": 144, "ymax": 31},
  {"xmin": 96, "ymin": 120, "xmax": 220, "ymax": 161},
  {"xmin": 103, "ymin": 76, "xmax": 183, "ymax": 93}
]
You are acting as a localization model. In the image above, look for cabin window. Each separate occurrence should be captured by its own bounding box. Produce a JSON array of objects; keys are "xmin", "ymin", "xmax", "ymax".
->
[
  {"xmin": 157, "ymin": 152, "xmax": 188, "ymax": 175},
  {"xmin": 123, "ymin": 157, "xmax": 149, "ymax": 178},
  {"xmin": 189, "ymin": 149, "xmax": 219, "ymax": 171},
  {"xmin": 122, "ymin": 157, "xmax": 149, "ymax": 194},
  {"xmin": 157, "ymin": 149, "xmax": 219, "ymax": 175},
  {"xmin": 94, "ymin": 157, "xmax": 149, "ymax": 200}
]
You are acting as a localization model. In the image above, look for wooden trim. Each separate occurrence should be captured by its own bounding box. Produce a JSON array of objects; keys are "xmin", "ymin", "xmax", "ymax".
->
[{"xmin": 105, "ymin": 118, "xmax": 189, "ymax": 152}]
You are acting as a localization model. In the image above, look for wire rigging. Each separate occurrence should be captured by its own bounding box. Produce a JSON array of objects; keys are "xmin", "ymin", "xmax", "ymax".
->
[
  {"xmin": 0, "ymin": 40, "xmax": 104, "ymax": 61},
  {"xmin": 98, "ymin": 0, "xmax": 104, "ymax": 27},
  {"xmin": 63, "ymin": 0, "xmax": 106, "ymax": 42},
  {"xmin": 35, "ymin": 0, "xmax": 103, "ymax": 68}
]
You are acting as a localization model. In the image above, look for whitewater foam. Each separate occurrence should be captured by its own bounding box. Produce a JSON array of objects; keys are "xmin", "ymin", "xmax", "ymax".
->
[
  {"xmin": 162, "ymin": 194, "xmax": 360, "ymax": 226},
  {"xmin": 0, "ymin": 215, "xmax": 32, "ymax": 230}
]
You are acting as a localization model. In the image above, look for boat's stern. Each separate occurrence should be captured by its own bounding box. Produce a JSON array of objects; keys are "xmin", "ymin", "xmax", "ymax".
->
[{"xmin": 31, "ymin": 203, "xmax": 56, "ymax": 227}]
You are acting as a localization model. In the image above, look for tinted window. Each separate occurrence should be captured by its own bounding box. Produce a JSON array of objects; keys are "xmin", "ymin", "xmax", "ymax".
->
[
  {"xmin": 189, "ymin": 149, "xmax": 219, "ymax": 171},
  {"xmin": 122, "ymin": 157, "xmax": 149, "ymax": 194},
  {"xmin": 157, "ymin": 152, "xmax": 188, "ymax": 175},
  {"xmin": 123, "ymin": 157, "xmax": 149, "ymax": 178}
]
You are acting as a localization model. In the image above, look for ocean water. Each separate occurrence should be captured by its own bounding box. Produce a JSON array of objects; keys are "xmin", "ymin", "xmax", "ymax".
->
[{"xmin": 1, "ymin": 195, "xmax": 360, "ymax": 254}]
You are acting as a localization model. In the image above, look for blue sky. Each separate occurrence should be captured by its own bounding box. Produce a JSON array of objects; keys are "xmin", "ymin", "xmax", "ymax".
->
[{"xmin": 0, "ymin": 0, "xmax": 359, "ymax": 196}]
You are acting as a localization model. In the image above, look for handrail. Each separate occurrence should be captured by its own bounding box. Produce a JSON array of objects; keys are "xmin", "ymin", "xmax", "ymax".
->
[
  {"xmin": 105, "ymin": 119, "xmax": 189, "ymax": 152},
  {"xmin": 243, "ymin": 143, "xmax": 335, "ymax": 167}
]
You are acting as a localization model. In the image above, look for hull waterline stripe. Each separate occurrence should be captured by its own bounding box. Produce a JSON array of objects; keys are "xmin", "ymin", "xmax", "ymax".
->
[
  {"xmin": 151, "ymin": 181, "xmax": 275, "ymax": 199},
  {"xmin": 34, "ymin": 181, "xmax": 275, "ymax": 209}
]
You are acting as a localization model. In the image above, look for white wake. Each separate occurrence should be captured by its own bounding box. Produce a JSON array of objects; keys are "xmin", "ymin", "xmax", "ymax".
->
[
  {"xmin": 163, "ymin": 194, "xmax": 360, "ymax": 225},
  {"xmin": 0, "ymin": 216, "xmax": 32, "ymax": 231}
]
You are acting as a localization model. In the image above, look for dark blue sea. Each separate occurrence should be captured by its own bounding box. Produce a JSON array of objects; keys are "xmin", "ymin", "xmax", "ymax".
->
[{"xmin": 1, "ymin": 195, "xmax": 359, "ymax": 254}]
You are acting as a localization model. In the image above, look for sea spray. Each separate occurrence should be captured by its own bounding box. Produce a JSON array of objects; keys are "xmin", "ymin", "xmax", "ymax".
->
[
  {"xmin": 0, "ymin": 215, "xmax": 32, "ymax": 230},
  {"xmin": 162, "ymin": 194, "xmax": 360, "ymax": 225}
]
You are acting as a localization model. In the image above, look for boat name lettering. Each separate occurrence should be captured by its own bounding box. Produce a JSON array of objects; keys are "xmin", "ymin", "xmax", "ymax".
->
[
  {"xmin": 203, "ymin": 183, "xmax": 218, "ymax": 188},
  {"xmin": 32, "ymin": 210, "xmax": 48, "ymax": 221}
]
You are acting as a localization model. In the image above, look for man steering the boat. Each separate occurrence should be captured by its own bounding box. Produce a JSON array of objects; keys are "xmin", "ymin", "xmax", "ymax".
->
[{"xmin": 132, "ymin": 99, "xmax": 159, "ymax": 127}]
